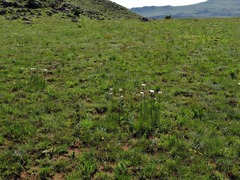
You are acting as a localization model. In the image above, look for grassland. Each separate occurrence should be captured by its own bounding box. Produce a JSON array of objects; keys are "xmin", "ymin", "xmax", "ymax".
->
[{"xmin": 0, "ymin": 15, "xmax": 240, "ymax": 179}]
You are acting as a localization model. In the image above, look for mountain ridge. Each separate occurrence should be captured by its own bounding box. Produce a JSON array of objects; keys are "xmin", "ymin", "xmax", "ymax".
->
[{"xmin": 131, "ymin": 0, "xmax": 240, "ymax": 19}]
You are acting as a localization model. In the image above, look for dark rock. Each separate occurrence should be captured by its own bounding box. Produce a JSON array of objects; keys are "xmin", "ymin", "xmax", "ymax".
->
[
  {"xmin": 10, "ymin": 15, "xmax": 19, "ymax": 20},
  {"xmin": 97, "ymin": 17, "xmax": 104, "ymax": 20},
  {"xmin": 23, "ymin": 21, "xmax": 33, "ymax": 25},
  {"xmin": 1, "ymin": 0, "xmax": 14, "ymax": 7},
  {"xmin": 16, "ymin": 12, "xmax": 24, "ymax": 17},
  {"xmin": 57, "ymin": 3, "xmax": 74, "ymax": 14},
  {"xmin": 46, "ymin": 11, "xmax": 53, "ymax": 16},
  {"xmin": 16, "ymin": 9, "xmax": 27, "ymax": 13},
  {"xmin": 51, "ymin": 9, "xmax": 58, "ymax": 14},
  {"xmin": 140, "ymin": 17, "xmax": 149, "ymax": 22},
  {"xmin": 26, "ymin": 0, "xmax": 42, "ymax": 9},
  {"xmin": 22, "ymin": 17, "xmax": 31, "ymax": 21},
  {"xmin": 95, "ymin": 107, "xmax": 107, "ymax": 114},
  {"xmin": 71, "ymin": 17, "xmax": 79, "ymax": 22},
  {"xmin": 7, "ymin": 7, "xmax": 14, "ymax": 13},
  {"xmin": 73, "ymin": 7, "xmax": 82, "ymax": 17},
  {"xmin": 2, "ymin": 0, "xmax": 22, "ymax": 8},
  {"xmin": 16, "ymin": 9, "xmax": 26, "ymax": 16},
  {"xmin": 12, "ymin": 1, "xmax": 23, "ymax": 8},
  {"xmin": 66, "ymin": 14, "xmax": 73, "ymax": 18},
  {"xmin": 58, "ymin": 6, "xmax": 71, "ymax": 13},
  {"xmin": 0, "ymin": 9, "xmax": 7, "ymax": 15},
  {"xmin": 29, "ymin": 11, "xmax": 35, "ymax": 15}
]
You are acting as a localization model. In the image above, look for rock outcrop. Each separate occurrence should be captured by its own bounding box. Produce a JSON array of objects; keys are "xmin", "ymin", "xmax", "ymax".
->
[{"xmin": 0, "ymin": 0, "xmax": 142, "ymax": 21}]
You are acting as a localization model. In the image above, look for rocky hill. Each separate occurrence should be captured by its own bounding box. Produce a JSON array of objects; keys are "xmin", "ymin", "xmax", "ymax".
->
[
  {"xmin": 131, "ymin": 0, "xmax": 240, "ymax": 19},
  {"xmin": 0, "ymin": 0, "xmax": 142, "ymax": 21}
]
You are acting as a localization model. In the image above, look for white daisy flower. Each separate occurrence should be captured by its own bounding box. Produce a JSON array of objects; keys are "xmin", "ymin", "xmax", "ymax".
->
[{"xmin": 149, "ymin": 90, "xmax": 155, "ymax": 93}]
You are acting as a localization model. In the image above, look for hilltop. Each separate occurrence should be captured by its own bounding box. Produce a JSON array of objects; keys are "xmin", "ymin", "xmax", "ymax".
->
[
  {"xmin": 0, "ymin": 0, "xmax": 142, "ymax": 21},
  {"xmin": 131, "ymin": 0, "xmax": 240, "ymax": 19}
]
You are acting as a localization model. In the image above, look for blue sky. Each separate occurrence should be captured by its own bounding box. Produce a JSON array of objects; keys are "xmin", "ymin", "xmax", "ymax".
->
[{"xmin": 110, "ymin": 0, "xmax": 208, "ymax": 8}]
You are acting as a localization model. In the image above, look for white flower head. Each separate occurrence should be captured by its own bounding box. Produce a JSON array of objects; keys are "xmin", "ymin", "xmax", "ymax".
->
[
  {"xmin": 119, "ymin": 88, "xmax": 123, "ymax": 92},
  {"xmin": 110, "ymin": 88, "xmax": 113, "ymax": 91},
  {"xmin": 30, "ymin": 68, "xmax": 36, "ymax": 71},
  {"xmin": 141, "ymin": 83, "xmax": 146, "ymax": 87},
  {"xmin": 43, "ymin": 69, "xmax": 48, "ymax": 72},
  {"xmin": 149, "ymin": 90, "xmax": 155, "ymax": 93},
  {"xmin": 238, "ymin": 83, "xmax": 240, "ymax": 85},
  {"xmin": 109, "ymin": 92, "xmax": 113, "ymax": 95},
  {"xmin": 120, "ymin": 95, "xmax": 124, "ymax": 99},
  {"xmin": 140, "ymin": 91, "xmax": 144, "ymax": 95},
  {"xmin": 158, "ymin": 91, "xmax": 163, "ymax": 94}
]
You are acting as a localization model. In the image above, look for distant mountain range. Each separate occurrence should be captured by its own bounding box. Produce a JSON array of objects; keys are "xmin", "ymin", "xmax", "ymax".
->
[{"xmin": 131, "ymin": 0, "xmax": 240, "ymax": 19}]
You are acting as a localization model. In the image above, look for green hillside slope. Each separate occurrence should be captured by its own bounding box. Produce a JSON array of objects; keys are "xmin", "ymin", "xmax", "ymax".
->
[{"xmin": 0, "ymin": 0, "xmax": 142, "ymax": 20}]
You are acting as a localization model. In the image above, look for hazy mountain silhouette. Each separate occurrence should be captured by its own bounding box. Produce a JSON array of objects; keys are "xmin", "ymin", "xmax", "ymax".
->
[{"xmin": 131, "ymin": 0, "xmax": 240, "ymax": 18}]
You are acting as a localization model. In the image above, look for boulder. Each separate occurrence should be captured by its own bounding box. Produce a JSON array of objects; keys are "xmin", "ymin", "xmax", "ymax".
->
[
  {"xmin": 46, "ymin": 11, "xmax": 53, "ymax": 16},
  {"xmin": 23, "ymin": 21, "xmax": 33, "ymax": 25},
  {"xmin": 26, "ymin": 0, "xmax": 42, "ymax": 9},
  {"xmin": 140, "ymin": 17, "xmax": 149, "ymax": 22},
  {"xmin": 71, "ymin": 17, "xmax": 79, "ymax": 22},
  {"xmin": 0, "ymin": 9, "xmax": 7, "ymax": 15},
  {"xmin": 13, "ymin": 2, "xmax": 24, "ymax": 8},
  {"xmin": 10, "ymin": 15, "xmax": 19, "ymax": 20},
  {"xmin": 1, "ymin": 0, "xmax": 14, "ymax": 7},
  {"xmin": 22, "ymin": 17, "xmax": 31, "ymax": 21}
]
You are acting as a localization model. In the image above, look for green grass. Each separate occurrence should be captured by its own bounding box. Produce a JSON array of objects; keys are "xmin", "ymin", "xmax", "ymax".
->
[{"xmin": 0, "ymin": 15, "xmax": 240, "ymax": 179}]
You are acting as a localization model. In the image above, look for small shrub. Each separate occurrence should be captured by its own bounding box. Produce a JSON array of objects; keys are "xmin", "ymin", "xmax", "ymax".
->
[{"xmin": 165, "ymin": 15, "xmax": 172, "ymax": 19}]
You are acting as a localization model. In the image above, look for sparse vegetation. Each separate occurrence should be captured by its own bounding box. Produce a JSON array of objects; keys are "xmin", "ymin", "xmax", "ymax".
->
[
  {"xmin": 0, "ymin": 0, "xmax": 141, "ymax": 21},
  {"xmin": 0, "ymin": 6, "xmax": 240, "ymax": 180},
  {"xmin": 165, "ymin": 15, "xmax": 172, "ymax": 19}
]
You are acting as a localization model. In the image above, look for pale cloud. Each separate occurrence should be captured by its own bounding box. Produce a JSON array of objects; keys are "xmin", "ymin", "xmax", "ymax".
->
[{"xmin": 110, "ymin": 0, "xmax": 208, "ymax": 8}]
